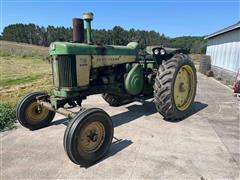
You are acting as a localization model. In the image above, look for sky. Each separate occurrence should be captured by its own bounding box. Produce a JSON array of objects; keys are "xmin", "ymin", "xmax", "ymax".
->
[{"xmin": 1, "ymin": 0, "xmax": 239, "ymax": 37}]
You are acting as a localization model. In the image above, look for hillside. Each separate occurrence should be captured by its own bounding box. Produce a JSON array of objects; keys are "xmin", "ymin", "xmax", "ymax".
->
[
  {"xmin": 0, "ymin": 41, "xmax": 52, "ymax": 107},
  {"xmin": 0, "ymin": 40, "xmax": 48, "ymax": 57}
]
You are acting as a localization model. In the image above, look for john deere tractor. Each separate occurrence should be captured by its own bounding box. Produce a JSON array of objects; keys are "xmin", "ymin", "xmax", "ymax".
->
[{"xmin": 16, "ymin": 12, "xmax": 197, "ymax": 166}]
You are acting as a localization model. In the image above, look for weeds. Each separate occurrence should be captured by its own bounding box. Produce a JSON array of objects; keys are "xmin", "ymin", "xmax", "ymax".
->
[{"xmin": 0, "ymin": 103, "xmax": 16, "ymax": 130}]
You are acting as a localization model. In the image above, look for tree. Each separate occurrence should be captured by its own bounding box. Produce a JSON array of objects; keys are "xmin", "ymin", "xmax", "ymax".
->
[{"xmin": 1, "ymin": 23, "xmax": 206, "ymax": 53}]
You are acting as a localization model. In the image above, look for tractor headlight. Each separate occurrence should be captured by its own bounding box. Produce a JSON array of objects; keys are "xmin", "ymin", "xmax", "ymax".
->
[
  {"xmin": 154, "ymin": 49, "xmax": 160, "ymax": 55},
  {"xmin": 160, "ymin": 49, "xmax": 166, "ymax": 55}
]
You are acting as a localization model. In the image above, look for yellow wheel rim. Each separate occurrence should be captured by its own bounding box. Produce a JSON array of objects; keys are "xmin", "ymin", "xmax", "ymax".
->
[
  {"xmin": 174, "ymin": 65, "xmax": 195, "ymax": 111},
  {"xmin": 26, "ymin": 102, "xmax": 49, "ymax": 124},
  {"xmin": 78, "ymin": 121, "xmax": 105, "ymax": 153}
]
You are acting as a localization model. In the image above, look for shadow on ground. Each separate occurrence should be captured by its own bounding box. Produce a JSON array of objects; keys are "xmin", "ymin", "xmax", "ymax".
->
[
  {"xmin": 112, "ymin": 100, "xmax": 157, "ymax": 127},
  {"xmin": 51, "ymin": 118, "xmax": 69, "ymax": 126},
  {"xmin": 186, "ymin": 101, "xmax": 208, "ymax": 118},
  {"xmin": 49, "ymin": 100, "xmax": 208, "ymax": 167},
  {"xmin": 112, "ymin": 100, "xmax": 208, "ymax": 126},
  {"xmin": 166, "ymin": 101, "xmax": 208, "ymax": 123},
  {"xmin": 50, "ymin": 100, "xmax": 208, "ymax": 127},
  {"xmin": 83, "ymin": 138, "xmax": 133, "ymax": 168}
]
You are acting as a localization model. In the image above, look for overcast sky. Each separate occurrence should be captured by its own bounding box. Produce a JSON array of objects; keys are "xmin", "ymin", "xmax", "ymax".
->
[{"xmin": 1, "ymin": 0, "xmax": 239, "ymax": 37}]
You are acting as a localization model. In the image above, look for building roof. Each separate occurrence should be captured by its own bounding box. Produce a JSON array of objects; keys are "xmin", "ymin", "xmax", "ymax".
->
[{"xmin": 204, "ymin": 21, "xmax": 240, "ymax": 39}]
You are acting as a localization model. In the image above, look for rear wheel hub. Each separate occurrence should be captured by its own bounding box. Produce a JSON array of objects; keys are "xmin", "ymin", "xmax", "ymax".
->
[{"xmin": 174, "ymin": 65, "xmax": 195, "ymax": 111}]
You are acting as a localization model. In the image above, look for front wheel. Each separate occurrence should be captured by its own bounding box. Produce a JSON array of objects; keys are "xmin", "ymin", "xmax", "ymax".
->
[
  {"xmin": 16, "ymin": 92, "xmax": 55, "ymax": 130},
  {"xmin": 63, "ymin": 108, "xmax": 113, "ymax": 166},
  {"xmin": 154, "ymin": 54, "xmax": 197, "ymax": 121}
]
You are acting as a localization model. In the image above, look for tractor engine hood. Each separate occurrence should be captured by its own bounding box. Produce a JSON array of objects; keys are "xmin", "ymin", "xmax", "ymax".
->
[{"xmin": 49, "ymin": 42, "xmax": 139, "ymax": 56}]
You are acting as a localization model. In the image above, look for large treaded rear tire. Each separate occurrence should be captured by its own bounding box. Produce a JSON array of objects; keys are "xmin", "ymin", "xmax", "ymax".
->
[
  {"xmin": 102, "ymin": 93, "xmax": 133, "ymax": 107},
  {"xmin": 153, "ymin": 54, "xmax": 197, "ymax": 121}
]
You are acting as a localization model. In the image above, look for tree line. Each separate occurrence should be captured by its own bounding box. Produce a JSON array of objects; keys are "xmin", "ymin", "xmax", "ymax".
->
[{"xmin": 0, "ymin": 23, "xmax": 206, "ymax": 53}]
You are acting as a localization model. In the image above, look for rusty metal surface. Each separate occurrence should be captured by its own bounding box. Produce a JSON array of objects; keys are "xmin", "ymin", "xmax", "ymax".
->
[
  {"xmin": 38, "ymin": 101, "xmax": 77, "ymax": 119},
  {"xmin": 72, "ymin": 18, "xmax": 84, "ymax": 43}
]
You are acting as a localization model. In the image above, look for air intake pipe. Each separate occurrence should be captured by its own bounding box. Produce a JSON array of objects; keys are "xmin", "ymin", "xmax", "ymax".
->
[{"xmin": 83, "ymin": 12, "xmax": 94, "ymax": 44}]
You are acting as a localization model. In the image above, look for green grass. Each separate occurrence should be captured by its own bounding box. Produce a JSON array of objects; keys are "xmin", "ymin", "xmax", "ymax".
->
[
  {"xmin": 0, "ymin": 74, "xmax": 42, "ymax": 87},
  {"xmin": 0, "ymin": 50, "xmax": 47, "ymax": 61},
  {"xmin": 0, "ymin": 56, "xmax": 52, "ymax": 129},
  {"xmin": 0, "ymin": 103, "xmax": 16, "ymax": 130},
  {"xmin": 0, "ymin": 42, "xmax": 52, "ymax": 120},
  {"xmin": 0, "ymin": 56, "xmax": 52, "ymax": 107},
  {"xmin": 0, "ymin": 41, "xmax": 52, "ymax": 129},
  {"xmin": 0, "ymin": 40, "xmax": 48, "ymax": 59}
]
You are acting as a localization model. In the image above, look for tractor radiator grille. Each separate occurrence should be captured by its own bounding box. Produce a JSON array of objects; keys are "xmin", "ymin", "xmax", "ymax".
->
[{"xmin": 54, "ymin": 55, "xmax": 77, "ymax": 88}]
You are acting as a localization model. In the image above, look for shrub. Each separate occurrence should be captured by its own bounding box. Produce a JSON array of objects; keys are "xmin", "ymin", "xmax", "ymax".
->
[{"xmin": 0, "ymin": 103, "xmax": 16, "ymax": 130}]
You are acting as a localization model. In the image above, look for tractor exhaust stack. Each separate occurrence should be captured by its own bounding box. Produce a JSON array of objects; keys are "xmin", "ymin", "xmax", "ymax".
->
[{"xmin": 72, "ymin": 18, "xmax": 84, "ymax": 43}]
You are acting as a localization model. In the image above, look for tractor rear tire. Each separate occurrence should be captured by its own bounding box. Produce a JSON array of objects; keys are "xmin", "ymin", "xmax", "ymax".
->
[
  {"xmin": 63, "ymin": 108, "xmax": 113, "ymax": 166},
  {"xmin": 102, "ymin": 93, "xmax": 133, "ymax": 107},
  {"xmin": 16, "ymin": 92, "xmax": 55, "ymax": 130},
  {"xmin": 153, "ymin": 54, "xmax": 197, "ymax": 121}
]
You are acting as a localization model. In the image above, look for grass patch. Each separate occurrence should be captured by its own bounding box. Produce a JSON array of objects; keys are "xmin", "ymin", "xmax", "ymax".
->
[
  {"xmin": 0, "ymin": 55, "xmax": 52, "ymax": 107},
  {"xmin": 0, "ymin": 74, "xmax": 42, "ymax": 87},
  {"xmin": 0, "ymin": 40, "xmax": 48, "ymax": 59},
  {"xmin": 0, "ymin": 41, "xmax": 51, "ymax": 129},
  {"xmin": 0, "ymin": 103, "xmax": 16, "ymax": 130},
  {"xmin": 0, "ymin": 50, "xmax": 47, "ymax": 61}
]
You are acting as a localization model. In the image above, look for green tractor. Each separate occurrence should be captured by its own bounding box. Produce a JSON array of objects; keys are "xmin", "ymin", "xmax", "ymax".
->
[{"xmin": 16, "ymin": 12, "xmax": 197, "ymax": 166}]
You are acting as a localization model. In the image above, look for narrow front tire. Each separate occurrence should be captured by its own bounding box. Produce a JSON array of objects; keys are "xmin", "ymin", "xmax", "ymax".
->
[
  {"xmin": 16, "ymin": 92, "xmax": 55, "ymax": 130},
  {"xmin": 63, "ymin": 108, "xmax": 113, "ymax": 166}
]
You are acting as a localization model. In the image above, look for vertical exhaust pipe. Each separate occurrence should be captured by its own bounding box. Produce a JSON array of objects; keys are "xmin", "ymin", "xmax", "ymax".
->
[
  {"xmin": 83, "ymin": 12, "xmax": 94, "ymax": 44},
  {"xmin": 72, "ymin": 18, "xmax": 84, "ymax": 43}
]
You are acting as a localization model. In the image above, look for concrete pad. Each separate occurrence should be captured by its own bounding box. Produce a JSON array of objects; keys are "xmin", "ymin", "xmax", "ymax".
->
[{"xmin": 1, "ymin": 73, "xmax": 239, "ymax": 179}]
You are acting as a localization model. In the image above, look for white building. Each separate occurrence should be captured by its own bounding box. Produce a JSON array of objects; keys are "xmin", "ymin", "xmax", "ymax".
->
[{"xmin": 205, "ymin": 21, "xmax": 240, "ymax": 81}]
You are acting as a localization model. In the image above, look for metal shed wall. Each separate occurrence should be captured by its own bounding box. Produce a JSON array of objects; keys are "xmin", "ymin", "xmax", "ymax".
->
[{"xmin": 206, "ymin": 28, "xmax": 240, "ymax": 73}]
